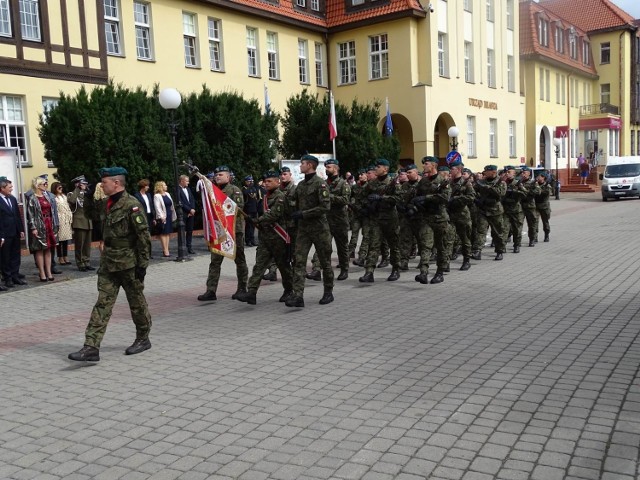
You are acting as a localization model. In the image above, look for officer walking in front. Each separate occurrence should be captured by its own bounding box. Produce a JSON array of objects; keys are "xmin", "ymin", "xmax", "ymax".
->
[
  {"xmin": 68, "ymin": 167, "xmax": 152, "ymax": 362},
  {"xmin": 473, "ymin": 165, "xmax": 507, "ymax": 260}
]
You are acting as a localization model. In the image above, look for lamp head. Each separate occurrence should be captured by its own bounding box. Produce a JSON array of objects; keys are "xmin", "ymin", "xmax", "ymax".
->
[
  {"xmin": 159, "ymin": 88, "xmax": 182, "ymax": 110},
  {"xmin": 448, "ymin": 126, "xmax": 460, "ymax": 138},
  {"xmin": 552, "ymin": 138, "xmax": 561, "ymax": 147}
]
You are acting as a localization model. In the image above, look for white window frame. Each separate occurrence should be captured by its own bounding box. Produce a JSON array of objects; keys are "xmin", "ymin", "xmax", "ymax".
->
[
  {"xmin": 0, "ymin": 0, "xmax": 11, "ymax": 37},
  {"xmin": 464, "ymin": 42, "xmax": 474, "ymax": 83},
  {"xmin": 266, "ymin": 32, "xmax": 279, "ymax": 80},
  {"xmin": 489, "ymin": 118, "xmax": 497, "ymax": 157},
  {"xmin": 315, "ymin": 42, "xmax": 326, "ymax": 87},
  {"xmin": 555, "ymin": 26, "xmax": 564, "ymax": 53},
  {"xmin": 508, "ymin": 120, "xmax": 516, "ymax": 157},
  {"xmin": 134, "ymin": 2, "xmax": 153, "ymax": 61},
  {"xmin": 545, "ymin": 69, "xmax": 550, "ymax": 102},
  {"xmin": 20, "ymin": 0, "xmax": 41, "ymax": 41},
  {"xmin": 569, "ymin": 34, "xmax": 577, "ymax": 59},
  {"xmin": 561, "ymin": 74, "xmax": 566, "ymax": 105},
  {"xmin": 369, "ymin": 34, "xmax": 389, "ymax": 80},
  {"xmin": 438, "ymin": 33, "xmax": 448, "ymax": 77},
  {"xmin": 311, "ymin": 0, "xmax": 320, "ymax": 11},
  {"xmin": 538, "ymin": 17, "xmax": 548, "ymax": 47},
  {"xmin": 486, "ymin": 0, "xmax": 494, "ymax": 22},
  {"xmin": 487, "ymin": 49, "xmax": 495, "ymax": 87},
  {"xmin": 338, "ymin": 41, "xmax": 357, "ymax": 85},
  {"xmin": 208, "ymin": 18, "xmax": 223, "ymax": 72},
  {"xmin": 463, "ymin": 0, "xmax": 472, "ymax": 12},
  {"xmin": 246, "ymin": 27, "xmax": 259, "ymax": 77},
  {"xmin": 467, "ymin": 116, "xmax": 476, "ymax": 157},
  {"xmin": 296, "ymin": 0, "xmax": 305, "ymax": 6},
  {"xmin": 582, "ymin": 40, "xmax": 590, "ymax": 65},
  {"xmin": 183, "ymin": 12, "xmax": 198, "ymax": 67},
  {"xmin": 539, "ymin": 67, "xmax": 545, "ymax": 101},
  {"xmin": 507, "ymin": 55, "xmax": 514, "ymax": 92},
  {"xmin": 0, "ymin": 96, "xmax": 29, "ymax": 165},
  {"xmin": 298, "ymin": 39, "xmax": 309, "ymax": 84},
  {"xmin": 352, "ymin": 0, "xmax": 365, "ymax": 5},
  {"xmin": 601, "ymin": 83, "xmax": 610, "ymax": 104},
  {"xmin": 506, "ymin": 0, "xmax": 514, "ymax": 30},
  {"xmin": 104, "ymin": 0, "xmax": 121, "ymax": 55},
  {"xmin": 556, "ymin": 73, "xmax": 560, "ymax": 104}
]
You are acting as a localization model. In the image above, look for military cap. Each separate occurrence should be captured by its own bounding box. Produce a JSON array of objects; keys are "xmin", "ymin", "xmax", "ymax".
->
[
  {"xmin": 0, "ymin": 176, "xmax": 7, "ymax": 183},
  {"xmin": 484, "ymin": 165, "xmax": 498, "ymax": 171},
  {"xmin": 375, "ymin": 158, "xmax": 390, "ymax": 167},
  {"xmin": 503, "ymin": 165, "xmax": 516, "ymax": 171},
  {"xmin": 388, "ymin": 172, "xmax": 397, "ymax": 179},
  {"xmin": 263, "ymin": 170, "xmax": 279, "ymax": 179},
  {"xmin": 357, "ymin": 168, "xmax": 366, "ymax": 175},
  {"xmin": 366, "ymin": 164, "xmax": 376, "ymax": 172},
  {"xmin": 301, "ymin": 154, "xmax": 319, "ymax": 165},
  {"xmin": 398, "ymin": 168, "xmax": 406, "ymax": 174},
  {"xmin": 521, "ymin": 166, "xmax": 531, "ymax": 172},
  {"xmin": 421, "ymin": 156, "xmax": 439, "ymax": 164},
  {"xmin": 37, "ymin": 173, "xmax": 49, "ymax": 180},
  {"xmin": 449, "ymin": 158, "xmax": 463, "ymax": 168},
  {"xmin": 462, "ymin": 168, "xmax": 473, "ymax": 174},
  {"xmin": 405, "ymin": 164, "xmax": 418, "ymax": 171},
  {"xmin": 438, "ymin": 166, "xmax": 450, "ymax": 172},
  {"xmin": 325, "ymin": 158, "xmax": 339, "ymax": 166},
  {"xmin": 244, "ymin": 175, "xmax": 254, "ymax": 181},
  {"xmin": 214, "ymin": 165, "xmax": 231, "ymax": 173},
  {"xmin": 280, "ymin": 166, "xmax": 291, "ymax": 173},
  {"xmin": 99, "ymin": 167, "xmax": 128, "ymax": 178},
  {"xmin": 71, "ymin": 175, "xmax": 89, "ymax": 184},
  {"xmin": 536, "ymin": 170, "xmax": 549, "ymax": 177}
]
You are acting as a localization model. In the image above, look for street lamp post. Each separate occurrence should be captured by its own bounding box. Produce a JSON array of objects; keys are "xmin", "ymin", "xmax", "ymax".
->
[
  {"xmin": 448, "ymin": 126, "xmax": 460, "ymax": 151},
  {"xmin": 159, "ymin": 88, "xmax": 187, "ymax": 262},
  {"xmin": 552, "ymin": 137, "xmax": 561, "ymax": 200}
]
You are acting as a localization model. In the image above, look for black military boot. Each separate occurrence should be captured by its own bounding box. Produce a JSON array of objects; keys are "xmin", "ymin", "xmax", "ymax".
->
[
  {"xmin": 352, "ymin": 258, "xmax": 364, "ymax": 267},
  {"xmin": 125, "ymin": 338, "xmax": 151, "ymax": 355},
  {"xmin": 319, "ymin": 289, "xmax": 334, "ymax": 305},
  {"xmin": 285, "ymin": 295, "xmax": 305, "ymax": 308},
  {"xmin": 495, "ymin": 252, "xmax": 504, "ymax": 261},
  {"xmin": 450, "ymin": 253, "xmax": 459, "ymax": 261},
  {"xmin": 534, "ymin": 237, "xmax": 539, "ymax": 243},
  {"xmin": 430, "ymin": 270, "xmax": 445, "ymax": 284},
  {"xmin": 528, "ymin": 240, "xmax": 535, "ymax": 247},
  {"xmin": 262, "ymin": 271, "xmax": 277, "ymax": 281},
  {"xmin": 387, "ymin": 269, "xmax": 400, "ymax": 281},
  {"xmin": 513, "ymin": 245, "xmax": 520, "ymax": 253},
  {"xmin": 231, "ymin": 288, "xmax": 247, "ymax": 300},
  {"xmin": 460, "ymin": 258, "xmax": 471, "ymax": 271},
  {"xmin": 377, "ymin": 258, "xmax": 390, "ymax": 268},
  {"xmin": 279, "ymin": 290, "xmax": 293, "ymax": 302},
  {"xmin": 415, "ymin": 272, "xmax": 429, "ymax": 284},
  {"xmin": 409, "ymin": 246, "xmax": 417, "ymax": 259},
  {"xmin": 236, "ymin": 289, "xmax": 257, "ymax": 304},
  {"xmin": 399, "ymin": 261, "xmax": 409, "ymax": 271},
  {"xmin": 359, "ymin": 272, "xmax": 374, "ymax": 283},
  {"xmin": 68, "ymin": 345, "xmax": 100, "ymax": 362},
  {"xmin": 197, "ymin": 291, "xmax": 217, "ymax": 301},
  {"xmin": 471, "ymin": 251, "xmax": 482, "ymax": 260},
  {"xmin": 306, "ymin": 270, "xmax": 322, "ymax": 281},
  {"xmin": 337, "ymin": 269, "xmax": 348, "ymax": 281},
  {"xmin": 544, "ymin": 233, "xmax": 550, "ymax": 242}
]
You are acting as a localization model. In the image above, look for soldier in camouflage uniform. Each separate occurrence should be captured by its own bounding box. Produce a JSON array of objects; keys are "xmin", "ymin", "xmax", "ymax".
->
[
  {"xmin": 534, "ymin": 170, "xmax": 553, "ymax": 242},
  {"xmin": 358, "ymin": 159, "xmax": 401, "ymax": 283},
  {"xmin": 197, "ymin": 165, "xmax": 248, "ymax": 302},
  {"xmin": 353, "ymin": 165, "xmax": 376, "ymax": 267},
  {"xmin": 519, "ymin": 166, "xmax": 541, "ymax": 247},
  {"xmin": 447, "ymin": 159, "xmax": 475, "ymax": 271},
  {"xmin": 285, "ymin": 155, "xmax": 334, "ymax": 307},
  {"xmin": 409, "ymin": 157, "xmax": 451, "ymax": 284},
  {"xmin": 236, "ymin": 171, "xmax": 293, "ymax": 305},
  {"xmin": 348, "ymin": 169, "xmax": 367, "ymax": 260},
  {"xmin": 307, "ymin": 158, "xmax": 351, "ymax": 281},
  {"xmin": 68, "ymin": 167, "xmax": 151, "ymax": 362},
  {"xmin": 263, "ymin": 167, "xmax": 296, "ymax": 282},
  {"xmin": 473, "ymin": 165, "xmax": 507, "ymax": 260},
  {"xmin": 501, "ymin": 166, "xmax": 527, "ymax": 253},
  {"xmin": 398, "ymin": 165, "xmax": 422, "ymax": 271}
]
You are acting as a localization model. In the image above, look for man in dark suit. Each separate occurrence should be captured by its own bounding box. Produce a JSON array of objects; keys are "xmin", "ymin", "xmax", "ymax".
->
[
  {"xmin": 133, "ymin": 179, "xmax": 156, "ymax": 258},
  {"xmin": 0, "ymin": 177, "xmax": 26, "ymax": 289},
  {"xmin": 178, "ymin": 174, "xmax": 196, "ymax": 254}
]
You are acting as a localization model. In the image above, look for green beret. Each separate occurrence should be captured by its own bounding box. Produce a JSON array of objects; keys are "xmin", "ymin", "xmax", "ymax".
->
[
  {"xmin": 99, "ymin": 167, "xmax": 128, "ymax": 178},
  {"xmin": 521, "ymin": 166, "xmax": 531, "ymax": 172},
  {"xmin": 421, "ymin": 156, "xmax": 439, "ymax": 164},
  {"xmin": 375, "ymin": 158, "xmax": 390, "ymax": 167},
  {"xmin": 214, "ymin": 165, "xmax": 230, "ymax": 173},
  {"xmin": 301, "ymin": 154, "xmax": 319, "ymax": 164},
  {"xmin": 463, "ymin": 168, "xmax": 473, "ymax": 174},
  {"xmin": 536, "ymin": 170, "xmax": 549, "ymax": 177},
  {"xmin": 279, "ymin": 166, "xmax": 291, "ymax": 173},
  {"xmin": 357, "ymin": 168, "xmax": 366, "ymax": 175},
  {"xmin": 405, "ymin": 164, "xmax": 418, "ymax": 171},
  {"xmin": 263, "ymin": 170, "xmax": 279, "ymax": 179},
  {"xmin": 438, "ymin": 166, "xmax": 450, "ymax": 172},
  {"xmin": 504, "ymin": 165, "xmax": 516, "ymax": 171},
  {"xmin": 366, "ymin": 164, "xmax": 376, "ymax": 172},
  {"xmin": 484, "ymin": 165, "xmax": 498, "ymax": 171},
  {"xmin": 324, "ymin": 158, "xmax": 339, "ymax": 166},
  {"xmin": 397, "ymin": 168, "xmax": 406, "ymax": 174},
  {"xmin": 0, "ymin": 176, "xmax": 7, "ymax": 183}
]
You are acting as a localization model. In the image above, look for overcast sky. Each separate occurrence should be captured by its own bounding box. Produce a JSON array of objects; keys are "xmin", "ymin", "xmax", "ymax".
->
[{"xmin": 610, "ymin": 0, "xmax": 640, "ymax": 18}]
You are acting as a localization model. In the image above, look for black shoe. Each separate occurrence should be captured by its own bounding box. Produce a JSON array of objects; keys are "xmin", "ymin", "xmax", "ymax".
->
[
  {"xmin": 337, "ymin": 269, "xmax": 349, "ymax": 281},
  {"xmin": 262, "ymin": 272, "xmax": 277, "ymax": 281},
  {"xmin": 305, "ymin": 270, "xmax": 322, "ymax": 281},
  {"xmin": 285, "ymin": 295, "xmax": 305, "ymax": 308},
  {"xmin": 450, "ymin": 253, "xmax": 459, "ymax": 261},
  {"xmin": 399, "ymin": 261, "xmax": 409, "ymax": 271},
  {"xmin": 16, "ymin": 273, "xmax": 25, "ymax": 279},
  {"xmin": 529, "ymin": 240, "xmax": 535, "ymax": 247},
  {"xmin": 279, "ymin": 290, "xmax": 293, "ymax": 303},
  {"xmin": 125, "ymin": 338, "xmax": 151, "ymax": 355},
  {"xmin": 236, "ymin": 290, "xmax": 256, "ymax": 305},
  {"xmin": 85, "ymin": 265, "xmax": 96, "ymax": 271},
  {"xmin": 78, "ymin": 266, "xmax": 88, "ymax": 272},
  {"xmin": 415, "ymin": 273, "xmax": 429, "ymax": 284},
  {"xmin": 495, "ymin": 253, "xmax": 504, "ymax": 261},
  {"xmin": 51, "ymin": 267, "xmax": 62, "ymax": 275},
  {"xmin": 197, "ymin": 291, "xmax": 217, "ymax": 301},
  {"xmin": 377, "ymin": 259, "xmax": 390, "ymax": 268},
  {"xmin": 544, "ymin": 234, "xmax": 550, "ymax": 242},
  {"xmin": 319, "ymin": 291, "xmax": 334, "ymax": 305},
  {"xmin": 513, "ymin": 246, "xmax": 520, "ymax": 253},
  {"xmin": 353, "ymin": 258, "xmax": 365, "ymax": 267},
  {"xmin": 460, "ymin": 259, "xmax": 471, "ymax": 271},
  {"xmin": 12, "ymin": 278, "xmax": 27, "ymax": 285},
  {"xmin": 4, "ymin": 280, "xmax": 14, "ymax": 288},
  {"xmin": 534, "ymin": 237, "xmax": 539, "ymax": 243},
  {"xmin": 0, "ymin": 285, "xmax": 7, "ymax": 291},
  {"xmin": 68, "ymin": 345, "xmax": 100, "ymax": 362},
  {"xmin": 231, "ymin": 289, "xmax": 246, "ymax": 300},
  {"xmin": 471, "ymin": 251, "xmax": 481, "ymax": 260},
  {"xmin": 188, "ymin": 249, "xmax": 196, "ymax": 255},
  {"xmin": 359, "ymin": 272, "xmax": 374, "ymax": 283},
  {"xmin": 387, "ymin": 269, "xmax": 400, "ymax": 281},
  {"xmin": 430, "ymin": 271, "xmax": 445, "ymax": 284}
]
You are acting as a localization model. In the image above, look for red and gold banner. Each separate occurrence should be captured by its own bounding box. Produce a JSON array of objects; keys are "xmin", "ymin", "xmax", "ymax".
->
[{"xmin": 197, "ymin": 176, "xmax": 238, "ymax": 259}]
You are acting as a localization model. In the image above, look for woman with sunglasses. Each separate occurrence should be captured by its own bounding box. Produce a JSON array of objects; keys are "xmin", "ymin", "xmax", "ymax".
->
[
  {"xmin": 51, "ymin": 182, "xmax": 73, "ymax": 265},
  {"xmin": 26, "ymin": 177, "xmax": 59, "ymax": 281}
]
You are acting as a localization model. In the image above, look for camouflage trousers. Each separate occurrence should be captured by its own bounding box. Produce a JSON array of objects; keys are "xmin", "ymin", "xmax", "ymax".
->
[
  {"xmin": 476, "ymin": 213, "xmax": 506, "ymax": 253},
  {"xmin": 422, "ymin": 219, "xmax": 449, "ymax": 272},
  {"xmin": 446, "ymin": 209, "xmax": 472, "ymax": 259},
  {"xmin": 312, "ymin": 215, "xmax": 350, "ymax": 271},
  {"xmin": 502, "ymin": 208, "xmax": 524, "ymax": 247},
  {"xmin": 293, "ymin": 222, "xmax": 334, "ymax": 296},
  {"xmin": 266, "ymin": 227, "xmax": 296, "ymax": 275},
  {"xmin": 522, "ymin": 207, "xmax": 537, "ymax": 242},
  {"xmin": 365, "ymin": 216, "xmax": 400, "ymax": 272},
  {"xmin": 206, "ymin": 232, "xmax": 248, "ymax": 294},
  {"xmin": 399, "ymin": 216, "xmax": 426, "ymax": 264},
  {"xmin": 357, "ymin": 217, "xmax": 371, "ymax": 260},
  {"xmin": 84, "ymin": 268, "xmax": 151, "ymax": 349},
  {"xmin": 535, "ymin": 206, "xmax": 551, "ymax": 236},
  {"xmin": 348, "ymin": 216, "xmax": 362, "ymax": 256},
  {"xmin": 248, "ymin": 233, "xmax": 292, "ymax": 293}
]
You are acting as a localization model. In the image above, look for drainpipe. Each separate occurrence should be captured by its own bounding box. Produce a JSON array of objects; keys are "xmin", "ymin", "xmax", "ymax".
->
[
  {"xmin": 567, "ymin": 72, "xmax": 572, "ymax": 183},
  {"xmin": 619, "ymin": 30, "xmax": 624, "ymax": 155}
]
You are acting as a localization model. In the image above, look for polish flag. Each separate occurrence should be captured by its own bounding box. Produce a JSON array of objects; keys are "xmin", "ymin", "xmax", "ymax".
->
[{"xmin": 328, "ymin": 91, "xmax": 337, "ymax": 141}]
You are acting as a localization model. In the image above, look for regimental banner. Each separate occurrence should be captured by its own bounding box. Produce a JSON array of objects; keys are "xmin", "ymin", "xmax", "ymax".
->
[{"xmin": 198, "ymin": 176, "xmax": 238, "ymax": 259}]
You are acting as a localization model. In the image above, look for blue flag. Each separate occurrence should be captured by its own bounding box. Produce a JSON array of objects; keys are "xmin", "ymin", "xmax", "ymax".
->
[{"xmin": 384, "ymin": 98, "xmax": 393, "ymax": 136}]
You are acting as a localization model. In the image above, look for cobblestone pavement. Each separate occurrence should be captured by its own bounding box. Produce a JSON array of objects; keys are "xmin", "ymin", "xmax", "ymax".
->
[{"xmin": 1, "ymin": 193, "xmax": 639, "ymax": 480}]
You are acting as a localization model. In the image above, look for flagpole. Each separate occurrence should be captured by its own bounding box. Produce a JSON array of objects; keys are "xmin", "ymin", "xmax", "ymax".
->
[{"xmin": 332, "ymin": 139, "xmax": 336, "ymax": 159}]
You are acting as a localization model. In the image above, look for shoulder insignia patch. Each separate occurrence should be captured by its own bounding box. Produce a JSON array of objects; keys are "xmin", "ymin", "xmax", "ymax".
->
[
  {"xmin": 322, "ymin": 191, "xmax": 328, "ymax": 197},
  {"xmin": 135, "ymin": 215, "xmax": 144, "ymax": 224}
]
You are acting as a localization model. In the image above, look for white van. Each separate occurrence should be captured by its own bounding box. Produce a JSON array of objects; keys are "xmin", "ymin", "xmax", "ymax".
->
[{"xmin": 600, "ymin": 156, "xmax": 640, "ymax": 201}]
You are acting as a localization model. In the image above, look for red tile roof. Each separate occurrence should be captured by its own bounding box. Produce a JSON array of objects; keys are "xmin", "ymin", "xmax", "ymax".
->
[
  {"xmin": 327, "ymin": 0, "xmax": 425, "ymax": 28},
  {"xmin": 539, "ymin": 0, "xmax": 636, "ymax": 32}
]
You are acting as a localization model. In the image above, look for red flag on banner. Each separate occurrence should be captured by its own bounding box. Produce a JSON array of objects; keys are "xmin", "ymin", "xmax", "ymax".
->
[
  {"xmin": 328, "ymin": 91, "xmax": 337, "ymax": 141},
  {"xmin": 197, "ymin": 176, "xmax": 238, "ymax": 259}
]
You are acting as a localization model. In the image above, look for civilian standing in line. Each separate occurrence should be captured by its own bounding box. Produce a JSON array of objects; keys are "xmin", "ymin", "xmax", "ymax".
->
[
  {"xmin": 153, "ymin": 180, "xmax": 176, "ymax": 258},
  {"xmin": 178, "ymin": 174, "xmax": 196, "ymax": 254},
  {"xmin": 26, "ymin": 176, "xmax": 58, "ymax": 282},
  {"xmin": 67, "ymin": 175, "xmax": 94, "ymax": 271},
  {"xmin": 51, "ymin": 182, "xmax": 73, "ymax": 265},
  {"xmin": 133, "ymin": 179, "xmax": 156, "ymax": 258},
  {"xmin": 0, "ymin": 176, "xmax": 26, "ymax": 289}
]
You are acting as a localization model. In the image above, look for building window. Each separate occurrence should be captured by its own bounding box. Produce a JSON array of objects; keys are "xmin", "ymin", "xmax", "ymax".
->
[
  {"xmin": 315, "ymin": 43, "xmax": 326, "ymax": 87},
  {"xmin": 582, "ymin": 40, "xmax": 590, "ymax": 65},
  {"xmin": 600, "ymin": 41, "xmax": 610, "ymax": 64},
  {"xmin": 632, "ymin": 131, "xmax": 635, "ymax": 156},
  {"xmin": 352, "ymin": 0, "xmax": 365, "ymax": 4},
  {"xmin": 0, "ymin": 0, "xmax": 11, "ymax": 37},
  {"xmin": 338, "ymin": 41, "xmax": 356, "ymax": 85},
  {"xmin": 134, "ymin": 2, "xmax": 152, "ymax": 60},
  {"xmin": 506, "ymin": 0, "xmax": 514, "ymax": 30},
  {"xmin": 183, "ymin": 13, "xmax": 198, "ymax": 67},
  {"xmin": 20, "ymin": 0, "xmax": 41, "ymax": 41},
  {"xmin": 296, "ymin": 0, "xmax": 305, "ymax": 6},
  {"xmin": 555, "ymin": 26, "xmax": 564, "ymax": 53},
  {"xmin": 601, "ymin": 83, "xmax": 610, "ymax": 104},
  {"xmin": 266, "ymin": 32, "xmax": 278, "ymax": 80},
  {"xmin": 298, "ymin": 39, "xmax": 309, "ymax": 84},
  {"xmin": 311, "ymin": 0, "xmax": 319, "ymax": 11},
  {"xmin": 208, "ymin": 18, "xmax": 223, "ymax": 72},
  {"xmin": 487, "ymin": 49, "xmax": 495, "ymax": 87},
  {"xmin": 539, "ymin": 67, "xmax": 544, "ymax": 101},
  {"xmin": 463, "ymin": 0, "xmax": 472, "ymax": 12},
  {"xmin": 569, "ymin": 34, "xmax": 577, "ymax": 59},
  {"xmin": 545, "ymin": 69, "xmax": 550, "ymax": 102},
  {"xmin": 489, "ymin": 118, "xmax": 497, "ymax": 157},
  {"xmin": 0, "ymin": 96, "xmax": 28, "ymax": 164},
  {"xmin": 467, "ymin": 116, "xmax": 475, "ymax": 157},
  {"xmin": 508, "ymin": 121, "xmax": 516, "ymax": 157},
  {"xmin": 369, "ymin": 34, "xmax": 389, "ymax": 80},
  {"xmin": 438, "ymin": 33, "xmax": 448, "ymax": 77},
  {"xmin": 246, "ymin": 27, "xmax": 259, "ymax": 77},
  {"xmin": 104, "ymin": 0, "xmax": 121, "ymax": 54},
  {"xmin": 561, "ymin": 74, "xmax": 566, "ymax": 104},
  {"xmin": 507, "ymin": 55, "xmax": 514, "ymax": 92},
  {"xmin": 464, "ymin": 42, "xmax": 473, "ymax": 83},
  {"xmin": 556, "ymin": 73, "xmax": 560, "ymax": 104},
  {"xmin": 486, "ymin": 0, "xmax": 494, "ymax": 22},
  {"xmin": 538, "ymin": 17, "xmax": 548, "ymax": 47}
]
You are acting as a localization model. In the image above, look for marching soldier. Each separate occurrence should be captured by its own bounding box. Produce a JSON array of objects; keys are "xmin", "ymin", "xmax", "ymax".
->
[
  {"xmin": 398, "ymin": 164, "xmax": 422, "ymax": 271},
  {"xmin": 353, "ymin": 165, "xmax": 377, "ymax": 267},
  {"xmin": 501, "ymin": 166, "xmax": 527, "ymax": 253},
  {"xmin": 473, "ymin": 165, "xmax": 507, "ymax": 260},
  {"xmin": 348, "ymin": 168, "xmax": 367, "ymax": 260},
  {"xmin": 534, "ymin": 170, "xmax": 553, "ymax": 242},
  {"xmin": 519, "ymin": 166, "xmax": 541, "ymax": 247},
  {"xmin": 447, "ymin": 159, "xmax": 475, "ymax": 271}
]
